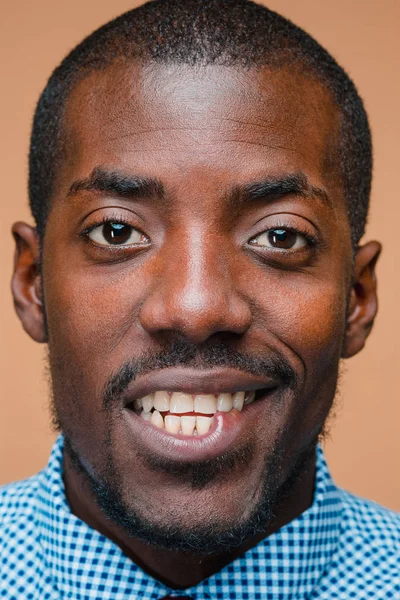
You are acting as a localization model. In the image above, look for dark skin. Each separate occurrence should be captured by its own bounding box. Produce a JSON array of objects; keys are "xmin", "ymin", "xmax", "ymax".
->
[{"xmin": 11, "ymin": 63, "xmax": 380, "ymax": 588}]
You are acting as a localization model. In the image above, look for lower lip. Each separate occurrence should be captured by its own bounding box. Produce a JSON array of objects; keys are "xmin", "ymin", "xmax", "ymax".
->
[{"xmin": 123, "ymin": 389, "xmax": 277, "ymax": 462}]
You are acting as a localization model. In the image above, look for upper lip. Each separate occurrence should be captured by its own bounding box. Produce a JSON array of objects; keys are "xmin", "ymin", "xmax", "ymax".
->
[{"xmin": 122, "ymin": 367, "xmax": 279, "ymax": 405}]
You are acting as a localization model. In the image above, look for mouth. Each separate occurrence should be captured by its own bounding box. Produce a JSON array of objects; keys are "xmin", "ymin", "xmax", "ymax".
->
[
  {"xmin": 121, "ymin": 368, "xmax": 282, "ymax": 461},
  {"xmin": 126, "ymin": 387, "xmax": 274, "ymax": 437}
]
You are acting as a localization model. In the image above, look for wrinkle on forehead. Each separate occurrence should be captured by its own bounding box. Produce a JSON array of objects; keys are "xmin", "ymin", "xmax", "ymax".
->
[
  {"xmin": 60, "ymin": 61, "xmax": 342, "ymax": 204},
  {"xmin": 65, "ymin": 62, "xmax": 338, "ymax": 138}
]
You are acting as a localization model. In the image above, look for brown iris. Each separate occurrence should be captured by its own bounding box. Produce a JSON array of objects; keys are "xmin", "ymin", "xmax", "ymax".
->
[
  {"xmin": 268, "ymin": 229, "xmax": 297, "ymax": 249},
  {"xmin": 102, "ymin": 223, "xmax": 132, "ymax": 245}
]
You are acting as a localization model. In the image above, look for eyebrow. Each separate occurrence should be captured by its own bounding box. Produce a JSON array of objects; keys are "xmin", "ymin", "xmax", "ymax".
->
[
  {"xmin": 66, "ymin": 167, "xmax": 164, "ymax": 201},
  {"xmin": 66, "ymin": 167, "xmax": 331, "ymax": 210},
  {"xmin": 230, "ymin": 172, "xmax": 331, "ymax": 209}
]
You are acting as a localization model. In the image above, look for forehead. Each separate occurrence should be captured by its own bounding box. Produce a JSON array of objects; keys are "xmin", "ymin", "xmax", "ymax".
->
[{"xmin": 60, "ymin": 61, "xmax": 343, "ymax": 207}]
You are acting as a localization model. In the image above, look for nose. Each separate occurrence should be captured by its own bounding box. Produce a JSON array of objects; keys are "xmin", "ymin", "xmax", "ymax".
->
[{"xmin": 139, "ymin": 228, "xmax": 252, "ymax": 344}]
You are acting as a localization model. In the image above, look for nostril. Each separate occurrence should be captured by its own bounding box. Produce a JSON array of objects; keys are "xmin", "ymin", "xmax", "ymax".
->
[
  {"xmin": 139, "ymin": 299, "xmax": 252, "ymax": 343},
  {"xmin": 138, "ymin": 265, "xmax": 252, "ymax": 341}
]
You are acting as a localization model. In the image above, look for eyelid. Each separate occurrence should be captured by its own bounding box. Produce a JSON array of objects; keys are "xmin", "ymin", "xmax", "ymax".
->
[
  {"xmin": 80, "ymin": 216, "xmax": 150, "ymax": 248},
  {"xmin": 248, "ymin": 224, "xmax": 318, "ymax": 248},
  {"xmin": 81, "ymin": 215, "xmax": 133, "ymax": 235}
]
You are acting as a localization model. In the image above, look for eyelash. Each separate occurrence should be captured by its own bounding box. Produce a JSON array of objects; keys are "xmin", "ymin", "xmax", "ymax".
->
[
  {"xmin": 80, "ymin": 217, "xmax": 319, "ymax": 252},
  {"xmin": 80, "ymin": 215, "xmax": 146, "ymax": 239},
  {"xmin": 249, "ymin": 222, "xmax": 318, "ymax": 248}
]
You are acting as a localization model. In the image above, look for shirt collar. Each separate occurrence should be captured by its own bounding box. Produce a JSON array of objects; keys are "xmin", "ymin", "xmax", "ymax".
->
[{"xmin": 36, "ymin": 436, "xmax": 343, "ymax": 599}]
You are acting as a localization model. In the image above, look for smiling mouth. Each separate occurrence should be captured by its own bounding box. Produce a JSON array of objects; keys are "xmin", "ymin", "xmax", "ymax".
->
[{"xmin": 127, "ymin": 389, "xmax": 271, "ymax": 436}]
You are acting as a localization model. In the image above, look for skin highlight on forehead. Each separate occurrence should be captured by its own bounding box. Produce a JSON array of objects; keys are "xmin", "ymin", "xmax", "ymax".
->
[{"xmin": 56, "ymin": 63, "xmax": 344, "ymax": 213}]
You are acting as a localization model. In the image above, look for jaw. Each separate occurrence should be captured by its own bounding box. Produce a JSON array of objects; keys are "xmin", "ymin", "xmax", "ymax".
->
[
  {"xmin": 53, "ymin": 343, "xmax": 340, "ymax": 536},
  {"xmin": 63, "ymin": 417, "xmax": 319, "ymax": 556},
  {"xmin": 58, "ymin": 363, "xmax": 336, "ymax": 538},
  {"xmin": 70, "ymin": 389, "xmax": 298, "ymax": 521}
]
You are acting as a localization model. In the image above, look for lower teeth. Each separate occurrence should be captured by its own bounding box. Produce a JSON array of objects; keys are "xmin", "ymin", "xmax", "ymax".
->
[{"xmin": 141, "ymin": 410, "xmax": 214, "ymax": 436}]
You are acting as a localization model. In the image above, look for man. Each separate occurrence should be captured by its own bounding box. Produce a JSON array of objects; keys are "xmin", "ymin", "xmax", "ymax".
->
[{"xmin": 2, "ymin": 0, "xmax": 399, "ymax": 597}]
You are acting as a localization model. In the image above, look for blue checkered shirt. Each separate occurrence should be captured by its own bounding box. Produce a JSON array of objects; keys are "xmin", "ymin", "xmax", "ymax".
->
[{"xmin": 1, "ymin": 436, "xmax": 399, "ymax": 599}]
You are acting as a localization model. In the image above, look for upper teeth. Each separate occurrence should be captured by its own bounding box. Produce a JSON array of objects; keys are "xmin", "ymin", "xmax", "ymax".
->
[
  {"xmin": 134, "ymin": 391, "xmax": 253, "ymax": 414},
  {"xmin": 132, "ymin": 390, "xmax": 255, "ymax": 436}
]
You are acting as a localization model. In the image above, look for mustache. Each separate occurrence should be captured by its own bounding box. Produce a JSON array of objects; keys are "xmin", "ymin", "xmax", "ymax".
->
[{"xmin": 103, "ymin": 338, "xmax": 298, "ymax": 411}]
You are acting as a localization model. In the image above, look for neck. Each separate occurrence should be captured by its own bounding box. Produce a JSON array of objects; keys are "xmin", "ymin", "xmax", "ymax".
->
[{"xmin": 63, "ymin": 449, "xmax": 316, "ymax": 589}]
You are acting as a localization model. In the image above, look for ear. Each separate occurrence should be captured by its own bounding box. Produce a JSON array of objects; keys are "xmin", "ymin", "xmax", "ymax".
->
[
  {"xmin": 342, "ymin": 240, "xmax": 382, "ymax": 358},
  {"xmin": 11, "ymin": 222, "xmax": 47, "ymax": 343}
]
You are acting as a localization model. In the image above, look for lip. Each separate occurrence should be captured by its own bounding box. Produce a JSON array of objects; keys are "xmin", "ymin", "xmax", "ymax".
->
[
  {"xmin": 123, "ymin": 385, "xmax": 279, "ymax": 462},
  {"xmin": 122, "ymin": 366, "xmax": 279, "ymax": 406}
]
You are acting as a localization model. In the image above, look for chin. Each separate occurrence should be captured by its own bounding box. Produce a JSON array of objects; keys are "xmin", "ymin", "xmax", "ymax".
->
[{"xmin": 64, "ymin": 430, "xmax": 300, "ymax": 554}]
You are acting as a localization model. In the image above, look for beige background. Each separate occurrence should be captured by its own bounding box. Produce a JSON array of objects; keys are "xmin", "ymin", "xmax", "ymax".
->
[{"xmin": 0, "ymin": 0, "xmax": 399, "ymax": 511}]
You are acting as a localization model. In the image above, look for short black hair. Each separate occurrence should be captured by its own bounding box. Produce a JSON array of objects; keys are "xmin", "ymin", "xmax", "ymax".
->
[{"xmin": 29, "ymin": 0, "xmax": 372, "ymax": 246}]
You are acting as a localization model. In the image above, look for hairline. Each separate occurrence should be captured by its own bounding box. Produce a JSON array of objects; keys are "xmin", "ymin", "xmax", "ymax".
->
[{"xmin": 30, "ymin": 2, "xmax": 371, "ymax": 249}]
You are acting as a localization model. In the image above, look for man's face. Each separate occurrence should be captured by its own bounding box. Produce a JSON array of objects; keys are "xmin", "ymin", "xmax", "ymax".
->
[{"xmin": 20, "ymin": 63, "xmax": 360, "ymax": 549}]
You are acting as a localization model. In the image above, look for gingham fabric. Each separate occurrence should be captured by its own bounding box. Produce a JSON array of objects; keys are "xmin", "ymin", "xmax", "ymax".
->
[{"xmin": 1, "ymin": 436, "xmax": 399, "ymax": 599}]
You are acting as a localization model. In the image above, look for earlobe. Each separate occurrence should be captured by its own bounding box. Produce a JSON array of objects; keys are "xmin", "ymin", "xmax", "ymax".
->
[
  {"xmin": 342, "ymin": 240, "xmax": 381, "ymax": 358},
  {"xmin": 11, "ymin": 222, "xmax": 47, "ymax": 343}
]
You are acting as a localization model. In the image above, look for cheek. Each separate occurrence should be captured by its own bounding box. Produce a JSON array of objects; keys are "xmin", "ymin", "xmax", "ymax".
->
[
  {"xmin": 43, "ymin": 266, "xmax": 146, "ymax": 452},
  {"xmin": 247, "ymin": 274, "xmax": 348, "ymax": 452},
  {"xmin": 45, "ymin": 266, "xmax": 145, "ymax": 369},
  {"xmin": 253, "ymin": 273, "xmax": 348, "ymax": 379},
  {"xmin": 43, "ymin": 266, "xmax": 149, "ymax": 444},
  {"xmin": 271, "ymin": 277, "xmax": 347, "ymax": 422},
  {"xmin": 282, "ymin": 284, "xmax": 346, "ymax": 357}
]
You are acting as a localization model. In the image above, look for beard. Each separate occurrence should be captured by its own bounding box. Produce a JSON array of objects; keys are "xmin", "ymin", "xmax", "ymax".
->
[
  {"xmin": 50, "ymin": 337, "xmax": 323, "ymax": 555},
  {"xmin": 63, "ymin": 429, "xmax": 317, "ymax": 555}
]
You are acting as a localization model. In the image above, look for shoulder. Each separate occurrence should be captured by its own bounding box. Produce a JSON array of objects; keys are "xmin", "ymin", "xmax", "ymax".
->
[
  {"xmin": 339, "ymin": 489, "xmax": 400, "ymax": 548},
  {"xmin": 0, "ymin": 473, "xmax": 41, "ymax": 523},
  {"xmin": 0, "ymin": 473, "xmax": 43, "ymax": 551},
  {"xmin": 309, "ymin": 488, "xmax": 400, "ymax": 598},
  {"xmin": 0, "ymin": 474, "xmax": 57, "ymax": 599},
  {"xmin": 316, "ymin": 490, "xmax": 400, "ymax": 598}
]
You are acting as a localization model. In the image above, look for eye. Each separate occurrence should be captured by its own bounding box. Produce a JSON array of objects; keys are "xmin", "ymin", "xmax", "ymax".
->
[
  {"xmin": 249, "ymin": 228, "xmax": 309, "ymax": 250},
  {"xmin": 87, "ymin": 222, "xmax": 148, "ymax": 247}
]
